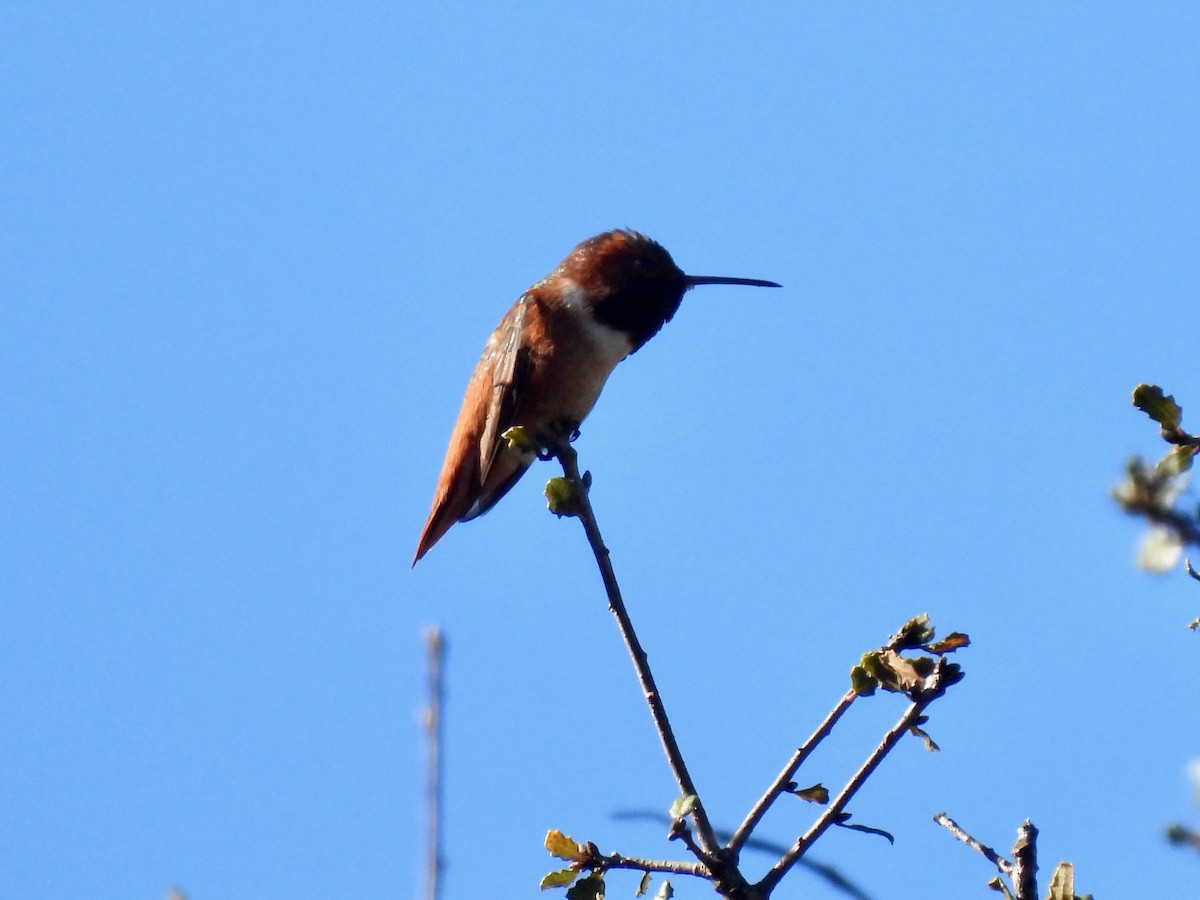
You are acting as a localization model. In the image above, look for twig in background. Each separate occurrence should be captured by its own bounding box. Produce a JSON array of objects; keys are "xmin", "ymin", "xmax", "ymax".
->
[{"xmin": 422, "ymin": 627, "xmax": 446, "ymax": 900}]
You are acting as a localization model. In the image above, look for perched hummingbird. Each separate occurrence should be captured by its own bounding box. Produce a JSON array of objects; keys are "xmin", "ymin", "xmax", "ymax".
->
[{"xmin": 413, "ymin": 229, "xmax": 780, "ymax": 565}]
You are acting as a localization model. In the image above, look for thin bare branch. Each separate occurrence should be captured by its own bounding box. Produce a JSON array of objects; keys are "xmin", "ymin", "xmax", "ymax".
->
[
  {"xmin": 933, "ymin": 812, "xmax": 1008, "ymax": 875},
  {"xmin": 757, "ymin": 659, "xmax": 955, "ymax": 897},
  {"xmin": 729, "ymin": 689, "xmax": 857, "ymax": 854},
  {"xmin": 548, "ymin": 436, "xmax": 721, "ymax": 858},
  {"xmin": 547, "ymin": 437, "xmax": 771, "ymax": 900},
  {"xmin": 934, "ymin": 813, "xmax": 1041, "ymax": 900},
  {"xmin": 669, "ymin": 816, "xmax": 710, "ymax": 863},
  {"xmin": 613, "ymin": 810, "xmax": 878, "ymax": 900},
  {"xmin": 587, "ymin": 849, "xmax": 710, "ymax": 879}
]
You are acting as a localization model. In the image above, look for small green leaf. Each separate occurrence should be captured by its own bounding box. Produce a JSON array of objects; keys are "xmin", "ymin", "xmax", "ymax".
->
[
  {"xmin": 895, "ymin": 614, "xmax": 935, "ymax": 648},
  {"xmin": 545, "ymin": 829, "xmax": 582, "ymax": 861},
  {"xmin": 545, "ymin": 477, "xmax": 584, "ymax": 517},
  {"xmin": 669, "ymin": 794, "xmax": 698, "ymax": 820},
  {"xmin": 987, "ymin": 875, "xmax": 1015, "ymax": 898},
  {"xmin": 1133, "ymin": 384, "xmax": 1183, "ymax": 431},
  {"xmin": 502, "ymin": 425, "xmax": 541, "ymax": 456},
  {"xmin": 540, "ymin": 868, "xmax": 578, "ymax": 890},
  {"xmin": 850, "ymin": 662, "xmax": 878, "ymax": 695},
  {"xmin": 789, "ymin": 783, "xmax": 829, "ymax": 804},
  {"xmin": 1157, "ymin": 444, "xmax": 1198, "ymax": 477},
  {"xmin": 653, "ymin": 881, "xmax": 674, "ymax": 900},
  {"xmin": 565, "ymin": 872, "xmax": 604, "ymax": 900},
  {"xmin": 636, "ymin": 872, "xmax": 651, "ymax": 897},
  {"xmin": 911, "ymin": 656, "xmax": 936, "ymax": 677}
]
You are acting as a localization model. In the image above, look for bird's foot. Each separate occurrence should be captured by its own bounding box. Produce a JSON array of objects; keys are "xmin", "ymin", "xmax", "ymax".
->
[
  {"xmin": 561, "ymin": 419, "xmax": 582, "ymax": 442},
  {"xmin": 538, "ymin": 419, "xmax": 582, "ymax": 460}
]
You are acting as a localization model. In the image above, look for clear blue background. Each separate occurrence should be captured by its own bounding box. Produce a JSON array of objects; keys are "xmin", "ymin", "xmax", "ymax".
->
[{"xmin": 3, "ymin": 3, "xmax": 1199, "ymax": 898}]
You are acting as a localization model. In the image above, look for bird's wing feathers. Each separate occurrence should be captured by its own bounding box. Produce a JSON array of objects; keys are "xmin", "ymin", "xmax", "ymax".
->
[
  {"xmin": 477, "ymin": 296, "xmax": 531, "ymax": 483},
  {"xmin": 413, "ymin": 298, "xmax": 535, "ymax": 563}
]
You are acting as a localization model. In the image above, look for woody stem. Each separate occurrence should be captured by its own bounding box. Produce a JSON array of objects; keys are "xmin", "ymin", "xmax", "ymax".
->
[{"xmin": 547, "ymin": 436, "xmax": 723, "ymax": 862}]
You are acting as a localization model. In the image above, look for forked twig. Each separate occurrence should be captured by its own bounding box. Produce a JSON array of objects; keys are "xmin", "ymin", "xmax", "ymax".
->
[
  {"xmin": 757, "ymin": 660, "xmax": 956, "ymax": 895},
  {"xmin": 934, "ymin": 813, "xmax": 1040, "ymax": 900},
  {"xmin": 545, "ymin": 435, "xmax": 962, "ymax": 900},
  {"xmin": 614, "ymin": 810, "xmax": 878, "ymax": 900}
]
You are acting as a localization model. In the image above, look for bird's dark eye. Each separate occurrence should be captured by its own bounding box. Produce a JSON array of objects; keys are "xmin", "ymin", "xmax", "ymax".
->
[{"xmin": 634, "ymin": 255, "xmax": 657, "ymax": 272}]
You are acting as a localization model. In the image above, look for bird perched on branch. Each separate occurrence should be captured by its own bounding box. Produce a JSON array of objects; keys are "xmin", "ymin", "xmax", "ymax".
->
[{"xmin": 414, "ymin": 229, "xmax": 780, "ymax": 564}]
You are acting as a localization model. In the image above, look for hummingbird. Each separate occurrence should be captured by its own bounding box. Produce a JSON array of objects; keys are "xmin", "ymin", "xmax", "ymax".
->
[{"xmin": 413, "ymin": 229, "xmax": 780, "ymax": 565}]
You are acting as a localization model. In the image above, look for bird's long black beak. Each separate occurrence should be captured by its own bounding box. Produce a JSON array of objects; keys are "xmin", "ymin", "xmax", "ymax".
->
[{"xmin": 685, "ymin": 275, "xmax": 782, "ymax": 288}]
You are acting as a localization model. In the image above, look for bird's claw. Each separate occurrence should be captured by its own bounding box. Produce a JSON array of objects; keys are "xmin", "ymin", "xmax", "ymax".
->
[{"xmin": 537, "ymin": 420, "xmax": 582, "ymax": 460}]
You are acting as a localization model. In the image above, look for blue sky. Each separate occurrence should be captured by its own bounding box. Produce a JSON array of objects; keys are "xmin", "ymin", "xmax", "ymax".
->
[{"xmin": 3, "ymin": 3, "xmax": 1200, "ymax": 898}]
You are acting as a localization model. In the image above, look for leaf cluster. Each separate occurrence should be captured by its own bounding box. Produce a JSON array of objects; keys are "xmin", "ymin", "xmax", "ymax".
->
[
  {"xmin": 1114, "ymin": 384, "xmax": 1200, "ymax": 578},
  {"xmin": 850, "ymin": 614, "xmax": 968, "ymax": 703}
]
